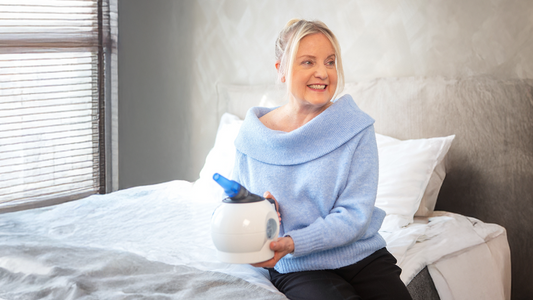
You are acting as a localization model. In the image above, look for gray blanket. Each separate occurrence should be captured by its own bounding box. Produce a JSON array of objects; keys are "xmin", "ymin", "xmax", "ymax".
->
[{"xmin": 0, "ymin": 243, "xmax": 287, "ymax": 300}]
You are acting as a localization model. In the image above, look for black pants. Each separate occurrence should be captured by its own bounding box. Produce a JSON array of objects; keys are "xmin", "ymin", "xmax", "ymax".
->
[{"xmin": 268, "ymin": 248, "xmax": 412, "ymax": 300}]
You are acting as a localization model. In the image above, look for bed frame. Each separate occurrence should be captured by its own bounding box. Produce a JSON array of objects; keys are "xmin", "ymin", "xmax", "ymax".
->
[{"xmin": 218, "ymin": 76, "xmax": 533, "ymax": 299}]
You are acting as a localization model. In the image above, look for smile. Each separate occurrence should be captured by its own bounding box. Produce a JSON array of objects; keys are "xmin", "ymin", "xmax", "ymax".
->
[{"xmin": 308, "ymin": 84, "xmax": 327, "ymax": 90}]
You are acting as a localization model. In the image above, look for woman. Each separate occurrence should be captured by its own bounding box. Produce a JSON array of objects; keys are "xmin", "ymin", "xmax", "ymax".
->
[{"xmin": 232, "ymin": 19, "xmax": 412, "ymax": 300}]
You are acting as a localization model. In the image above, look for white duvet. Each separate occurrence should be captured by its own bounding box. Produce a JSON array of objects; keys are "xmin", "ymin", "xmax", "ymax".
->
[{"xmin": 0, "ymin": 180, "xmax": 509, "ymax": 299}]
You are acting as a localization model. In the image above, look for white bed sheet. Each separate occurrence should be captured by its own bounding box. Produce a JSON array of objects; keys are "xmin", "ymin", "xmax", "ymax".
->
[
  {"xmin": 397, "ymin": 212, "xmax": 511, "ymax": 300},
  {"xmin": 428, "ymin": 232, "xmax": 511, "ymax": 300},
  {"xmin": 0, "ymin": 180, "xmax": 510, "ymax": 299}
]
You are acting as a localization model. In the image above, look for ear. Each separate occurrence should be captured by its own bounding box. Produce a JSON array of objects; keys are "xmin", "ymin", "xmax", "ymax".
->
[{"xmin": 275, "ymin": 61, "xmax": 286, "ymax": 83}]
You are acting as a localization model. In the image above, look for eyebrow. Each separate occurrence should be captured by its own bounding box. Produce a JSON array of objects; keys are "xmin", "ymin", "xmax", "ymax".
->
[{"xmin": 297, "ymin": 54, "xmax": 336, "ymax": 60}]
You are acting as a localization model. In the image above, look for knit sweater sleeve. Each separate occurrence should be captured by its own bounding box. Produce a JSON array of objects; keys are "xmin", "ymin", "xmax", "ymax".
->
[{"xmin": 285, "ymin": 126, "xmax": 382, "ymax": 257}]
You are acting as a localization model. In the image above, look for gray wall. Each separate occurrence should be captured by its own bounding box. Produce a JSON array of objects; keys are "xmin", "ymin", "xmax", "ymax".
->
[
  {"xmin": 118, "ymin": 0, "xmax": 195, "ymax": 188},
  {"xmin": 119, "ymin": 0, "xmax": 533, "ymax": 189}
]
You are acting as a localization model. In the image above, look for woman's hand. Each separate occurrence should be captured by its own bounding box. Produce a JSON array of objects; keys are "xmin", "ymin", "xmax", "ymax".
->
[
  {"xmin": 251, "ymin": 236, "xmax": 294, "ymax": 268},
  {"xmin": 263, "ymin": 191, "xmax": 281, "ymax": 223}
]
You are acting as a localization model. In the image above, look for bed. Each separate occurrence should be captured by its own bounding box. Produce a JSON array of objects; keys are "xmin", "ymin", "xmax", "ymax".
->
[{"xmin": 1, "ymin": 76, "xmax": 529, "ymax": 299}]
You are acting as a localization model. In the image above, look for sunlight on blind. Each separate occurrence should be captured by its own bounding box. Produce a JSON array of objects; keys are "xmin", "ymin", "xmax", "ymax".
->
[{"xmin": 0, "ymin": 0, "xmax": 101, "ymax": 207}]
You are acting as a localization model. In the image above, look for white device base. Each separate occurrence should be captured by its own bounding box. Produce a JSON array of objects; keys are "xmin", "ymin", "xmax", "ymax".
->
[{"xmin": 216, "ymin": 239, "xmax": 274, "ymax": 264}]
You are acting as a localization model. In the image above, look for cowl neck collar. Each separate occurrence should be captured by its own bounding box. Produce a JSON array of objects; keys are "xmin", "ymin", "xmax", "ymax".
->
[{"xmin": 235, "ymin": 94, "xmax": 374, "ymax": 165}]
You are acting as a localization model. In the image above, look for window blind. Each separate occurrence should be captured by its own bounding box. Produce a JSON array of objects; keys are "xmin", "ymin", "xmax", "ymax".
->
[{"xmin": 0, "ymin": 0, "xmax": 115, "ymax": 211}]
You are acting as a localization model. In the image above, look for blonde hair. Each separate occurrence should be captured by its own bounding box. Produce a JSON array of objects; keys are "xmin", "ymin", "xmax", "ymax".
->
[{"xmin": 275, "ymin": 19, "xmax": 345, "ymax": 99}]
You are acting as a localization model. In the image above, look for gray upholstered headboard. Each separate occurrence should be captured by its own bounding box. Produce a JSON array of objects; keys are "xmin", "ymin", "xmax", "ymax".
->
[
  {"xmin": 216, "ymin": 77, "xmax": 533, "ymax": 297},
  {"xmin": 348, "ymin": 77, "xmax": 533, "ymax": 298}
]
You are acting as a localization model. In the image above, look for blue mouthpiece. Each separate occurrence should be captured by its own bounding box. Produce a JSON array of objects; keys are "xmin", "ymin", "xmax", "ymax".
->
[{"xmin": 213, "ymin": 173, "xmax": 241, "ymax": 198}]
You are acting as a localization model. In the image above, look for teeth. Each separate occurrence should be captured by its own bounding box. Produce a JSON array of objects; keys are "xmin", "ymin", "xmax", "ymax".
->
[{"xmin": 308, "ymin": 85, "xmax": 326, "ymax": 89}]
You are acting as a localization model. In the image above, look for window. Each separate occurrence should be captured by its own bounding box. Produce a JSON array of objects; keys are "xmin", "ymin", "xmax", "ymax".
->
[{"xmin": 0, "ymin": 0, "xmax": 117, "ymax": 212}]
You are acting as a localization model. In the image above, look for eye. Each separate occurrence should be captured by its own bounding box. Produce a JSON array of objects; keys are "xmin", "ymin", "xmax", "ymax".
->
[
  {"xmin": 326, "ymin": 60, "xmax": 335, "ymax": 67},
  {"xmin": 302, "ymin": 60, "xmax": 313, "ymax": 66}
]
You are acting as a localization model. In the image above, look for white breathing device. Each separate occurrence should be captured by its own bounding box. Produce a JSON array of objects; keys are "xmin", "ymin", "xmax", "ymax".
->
[{"xmin": 210, "ymin": 173, "xmax": 280, "ymax": 264}]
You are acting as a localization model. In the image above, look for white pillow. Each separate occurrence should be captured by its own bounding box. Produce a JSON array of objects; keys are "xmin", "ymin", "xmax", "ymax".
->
[
  {"xmin": 375, "ymin": 133, "xmax": 455, "ymax": 226},
  {"xmin": 417, "ymin": 153, "xmax": 447, "ymax": 217},
  {"xmin": 192, "ymin": 113, "xmax": 243, "ymax": 201}
]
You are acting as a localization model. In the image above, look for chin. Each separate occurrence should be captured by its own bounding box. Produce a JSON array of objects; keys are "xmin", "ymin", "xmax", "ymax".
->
[
  {"xmin": 307, "ymin": 98, "xmax": 332, "ymax": 107},
  {"xmin": 310, "ymin": 93, "xmax": 334, "ymax": 103}
]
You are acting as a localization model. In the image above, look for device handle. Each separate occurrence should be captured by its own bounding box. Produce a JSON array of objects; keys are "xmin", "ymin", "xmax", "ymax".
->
[{"xmin": 265, "ymin": 197, "xmax": 280, "ymax": 215}]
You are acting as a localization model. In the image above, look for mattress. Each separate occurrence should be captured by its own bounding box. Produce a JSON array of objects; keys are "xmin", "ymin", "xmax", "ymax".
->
[{"xmin": 0, "ymin": 180, "xmax": 510, "ymax": 299}]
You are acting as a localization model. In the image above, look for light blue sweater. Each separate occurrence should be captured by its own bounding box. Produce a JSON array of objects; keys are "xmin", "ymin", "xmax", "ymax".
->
[{"xmin": 233, "ymin": 95, "xmax": 386, "ymax": 274}]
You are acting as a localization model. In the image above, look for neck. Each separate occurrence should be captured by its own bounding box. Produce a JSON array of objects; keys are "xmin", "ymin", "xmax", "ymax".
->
[{"xmin": 276, "ymin": 99, "xmax": 332, "ymax": 132}]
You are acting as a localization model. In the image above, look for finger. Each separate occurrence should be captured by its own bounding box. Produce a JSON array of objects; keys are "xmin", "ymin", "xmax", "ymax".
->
[
  {"xmin": 270, "ymin": 241, "xmax": 279, "ymax": 250},
  {"xmin": 274, "ymin": 237, "xmax": 294, "ymax": 254},
  {"xmin": 270, "ymin": 240, "xmax": 286, "ymax": 253},
  {"xmin": 251, "ymin": 257, "xmax": 276, "ymax": 268},
  {"xmin": 263, "ymin": 191, "xmax": 278, "ymax": 203},
  {"xmin": 263, "ymin": 192, "xmax": 280, "ymax": 215},
  {"xmin": 251, "ymin": 240, "xmax": 290, "ymax": 268},
  {"xmin": 256, "ymin": 250, "xmax": 285, "ymax": 268}
]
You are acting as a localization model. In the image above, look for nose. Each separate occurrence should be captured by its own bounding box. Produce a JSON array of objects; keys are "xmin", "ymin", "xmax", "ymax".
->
[{"xmin": 314, "ymin": 64, "xmax": 328, "ymax": 79}]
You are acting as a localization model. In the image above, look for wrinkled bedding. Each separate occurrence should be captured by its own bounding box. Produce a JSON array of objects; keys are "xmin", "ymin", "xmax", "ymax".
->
[
  {"xmin": 0, "ymin": 180, "xmax": 508, "ymax": 299},
  {"xmin": 0, "ymin": 244, "xmax": 286, "ymax": 300}
]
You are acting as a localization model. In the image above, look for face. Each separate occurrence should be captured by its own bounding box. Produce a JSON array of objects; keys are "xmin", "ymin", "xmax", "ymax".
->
[{"xmin": 284, "ymin": 33, "xmax": 338, "ymax": 108}]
